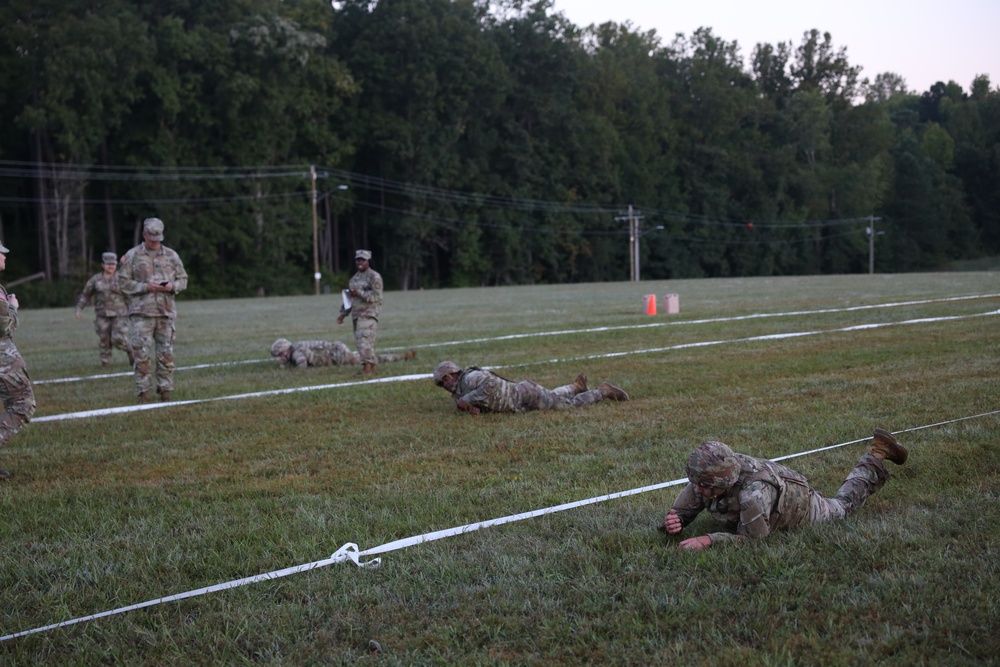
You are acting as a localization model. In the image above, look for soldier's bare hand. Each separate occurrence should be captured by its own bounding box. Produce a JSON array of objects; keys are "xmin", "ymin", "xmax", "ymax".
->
[
  {"xmin": 679, "ymin": 535, "xmax": 712, "ymax": 550},
  {"xmin": 75, "ymin": 310, "xmax": 83, "ymax": 320},
  {"xmin": 336, "ymin": 315, "xmax": 345, "ymax": 324},
  {"xmin": 8, "ymin": 294, "xmax": 18, "ymax": 308},
  {"xmin": 663, "ymin": 509, "xmax": 683, "ymax": 535}
]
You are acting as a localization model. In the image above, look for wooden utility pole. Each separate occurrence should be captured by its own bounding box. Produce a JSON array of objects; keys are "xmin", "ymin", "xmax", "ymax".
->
[{"xmin": 311, "ymin": 165, "xmax": 320, "ymax": 295}]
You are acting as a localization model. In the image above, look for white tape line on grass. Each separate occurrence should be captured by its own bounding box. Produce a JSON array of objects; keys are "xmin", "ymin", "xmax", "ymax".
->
[
  {"xmin": 30, "ymin": 308, "xmax": 1000, "ymax": 423},
  {"xmin": 32, "ymin": 292, "xmax": 1000, "ymax": 386},
  {"xmin": 4, "ymin": 410, "xmax": 998, "ymax": 643}
]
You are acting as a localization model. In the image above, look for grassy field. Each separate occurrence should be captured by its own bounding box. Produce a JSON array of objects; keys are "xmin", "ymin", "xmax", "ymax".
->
[{"xmin": 2, "ymin": 272, "xmax": 999, "ymax": 666}]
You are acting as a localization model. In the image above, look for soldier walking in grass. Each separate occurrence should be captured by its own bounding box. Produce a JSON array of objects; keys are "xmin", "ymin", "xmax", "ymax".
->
[
  {"xmin": 336, "ymin": 249, "xmax": 383, "ymax": 375},
  {"xmin": 270, "ymin": 338, "xmax": 415, "ymax": 368},
  {"xmin": 433, "ymin": 361, "xmax": 629, "ymax": 414},
  {"xmin": 0, "ymin": 241, "xmax": 36, "ymax": 480},
  {"xmin": 118, "ymin": 217, "xmax": 188, "ymax": 403},
  {"xmin": 661, "ymin": 429, "xmax": 909, "ymax": 550},
  {"xmin": 75, "ymin": 252, "xmax": 134, "ymax": 368}
]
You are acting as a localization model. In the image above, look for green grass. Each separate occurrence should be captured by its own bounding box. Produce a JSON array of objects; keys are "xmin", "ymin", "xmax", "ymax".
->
[{"xmin": 2, "ymin": 272, "xmax": 999, "ymax": 665}]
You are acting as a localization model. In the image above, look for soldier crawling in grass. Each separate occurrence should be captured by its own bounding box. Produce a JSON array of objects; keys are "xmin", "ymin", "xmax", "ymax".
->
[
  {"xmin": 660, "ymin": 429, "xmax": 909, "ymax": 550},
  {"xmin": 270, "ymin": 338, "xmax": 415, "ymax": 368},
  {"xmin": 433, "ymin": 361, "xmax": 629, "ymax": 414},
  {"xmin": 75, "ymin": 252, "xmax": 134, "ymax": 368}
]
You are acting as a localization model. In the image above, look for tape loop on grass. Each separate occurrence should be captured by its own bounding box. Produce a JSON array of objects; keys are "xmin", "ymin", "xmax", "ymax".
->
[{"xmin": 332, "ymin": 542, "xmax": 381, "ymax": 569}]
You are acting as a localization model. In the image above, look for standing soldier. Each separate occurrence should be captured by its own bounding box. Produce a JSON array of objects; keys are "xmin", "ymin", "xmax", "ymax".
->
[
  {"xmin": 118, "ymin": 218, "xmax": 188, "ymax": 402},
  {"xmin": 0, "ymin": 241, "xmax": 36, "ymax": 480},
  {"xmin": 336, "ymin": 249, "xmax": 383, "ymax": 375},
  {"xmin": 75, "ymin": 252, "xmax": 134, "ymax": 367}
]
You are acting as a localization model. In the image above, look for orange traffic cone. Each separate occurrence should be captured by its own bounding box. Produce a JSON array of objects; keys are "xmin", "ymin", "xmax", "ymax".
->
[{"xmin": 644, "ymin": 294, "xmax": 657, "ymax": 316}]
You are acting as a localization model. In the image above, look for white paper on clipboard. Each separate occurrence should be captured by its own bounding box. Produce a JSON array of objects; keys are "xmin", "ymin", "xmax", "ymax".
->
[{"xmin": 341, "ymin": 289, "xmax": 352, "ymax": 310}]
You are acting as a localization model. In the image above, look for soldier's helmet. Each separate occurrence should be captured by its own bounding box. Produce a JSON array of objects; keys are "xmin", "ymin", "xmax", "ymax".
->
[
  {"xmin": 686, "ymin": 441, "xmax": 740, "ymax": 489},
  {"xmin": 433, "ymin": 360, "xmax": 461, "ymax": 387},
  {"xmin": 270, "ymin": 338, "xmax": 292, "ymax": 358}
]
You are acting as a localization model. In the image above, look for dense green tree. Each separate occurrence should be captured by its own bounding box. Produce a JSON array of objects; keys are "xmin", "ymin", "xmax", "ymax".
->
[{"xmin": 0, "ymin": 1, "xmax": 995, "ymax": 298}]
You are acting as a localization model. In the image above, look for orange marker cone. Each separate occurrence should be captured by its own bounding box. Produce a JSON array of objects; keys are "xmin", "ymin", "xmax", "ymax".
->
[{"xmin": 644, "ymin": 294, "xmax": 657, "ymax": 316}]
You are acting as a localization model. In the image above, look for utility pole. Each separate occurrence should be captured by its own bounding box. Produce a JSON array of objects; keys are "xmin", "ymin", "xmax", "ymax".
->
[
  {"xmin": 867, "ymin": 215, "xmax": 882, "ymax": 275},
  {"xmin": 629, "ymin": 205, "xmax": 635, "ymax": 282},
  {"xmin": 615, "ymin": 205, "xmax": 645, "ymax": 281},
  {"xmin": 311, "ymin": 165, "xmax": 320, "ymax": 295}
]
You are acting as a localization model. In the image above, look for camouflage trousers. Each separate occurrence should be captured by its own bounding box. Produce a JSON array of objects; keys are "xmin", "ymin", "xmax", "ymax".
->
[
  {"xmin": 352, "ymin": 317, "xmax": 379, "ymax": 365},
  {"xmin": 808, "ymin": 453, "xmax": 889, "ymax": 523},
  {"xmin": 0, "ymin": 356, "xmax": 36, "ymax": 449},
  {"xmin": 515, "ymin": 381, "xmax": 603, "ymax": 411},
  {"xmin": 129, "ymin": 315, "xmax": 176, "ymax": 395},
  {"xmin": 94, "ymin": 315, "xmax": 132, "ymax": 365}
]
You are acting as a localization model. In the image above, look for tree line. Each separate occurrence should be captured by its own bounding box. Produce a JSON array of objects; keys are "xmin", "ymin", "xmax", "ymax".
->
[{"xmin": 0, "ymin": 0, "xmax": 997, "ymax": 301}]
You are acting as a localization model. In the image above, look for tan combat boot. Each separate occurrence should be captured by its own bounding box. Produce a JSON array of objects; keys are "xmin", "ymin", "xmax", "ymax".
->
[
  {"xmin": 870, "ymin": 428, "xmax": 908, "ymax": 465},
  {"xmin": 160, "ymin": 390, "xmax": 172, "ymax": 402},
  {"xmin": 137, "ymin": 391, "xmax": 150, "ymax": 404},
  {"xmin": 404, "ymin": 348, "xmax": 417, "ymax": 360},
  {"xmin": 598, "ymin": 382, "xmax": 630, "ymax": 401},
  {"xmin": 572, "ymin": 373, "xmax": 589, "ymax": 394},
  {"xmin": 363, "ymin": 362, "xmax": 375, "ymax": 374}
]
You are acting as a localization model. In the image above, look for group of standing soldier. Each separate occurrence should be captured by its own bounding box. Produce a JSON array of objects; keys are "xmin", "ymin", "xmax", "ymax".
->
[{"xmin": 76, "ymin": 217, "xmax": 188, "ymax": 403}]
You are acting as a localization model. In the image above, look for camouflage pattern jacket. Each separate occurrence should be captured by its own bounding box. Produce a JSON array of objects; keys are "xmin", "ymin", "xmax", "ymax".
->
[
  {"xmin": 77, "ymin": 272, "xmax": 127, "ymax": 317},
  {"xmin": 0, "ymin": 284, "xmax": 24, "ymax": 368},
  {"xmin": 451, "ymin": 367, "xmax": 521, "ymax": 413},
  {"xmin": 671, "ymin": 452, "xmax": 813, "ymax": 544},
  {"xmin": 117, "ymin": 244, "xmax": 188, "ymax": 318},
  {"xmin": 339, "ymin": 268, "xmax": 383, "ymax": 321}
]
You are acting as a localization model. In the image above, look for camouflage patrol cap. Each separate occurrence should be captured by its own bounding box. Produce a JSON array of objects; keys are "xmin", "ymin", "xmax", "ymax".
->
[
  {"xmin": 143, "ymin": 217, "xmax": 164, "ymax": 241},
  {"xmin": 355, "ymin": 249, "xmax": 372, "ymax": 260},
  {"xmin": 270, "ymin": 338, "xmax": 292, "ymax": 358},
  {"xmin": 0, "ymin": 241, "xmax": 8, "ymax": 254},
  {"xmin": 686, "ymin": 441, "xmax": 740, "ymax": 489},
  {"xmin": 433, "ymin": 360, "xmax": 461, "ymax": 387},
  {"xmin": 102, "ymin": 252, "xmax": 117, "ymax": 265}
]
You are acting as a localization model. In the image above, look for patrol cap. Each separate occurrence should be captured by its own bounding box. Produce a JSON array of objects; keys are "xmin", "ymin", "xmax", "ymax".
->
[
  {"xmin": 433, "ymin": 360, "xmax": 461, "ymax": 387},
  {"xmin": 355, "ymin": 249, "xmax": 372, "ymax": 260},
  {"xmin": 143, "ymin": 217, "xmax": 165, "ymax": 241},
  {"xmin": 686, "ymin": 441, "xmax": 740, "ymax": 489},
  {"xmin": 102, "ymin": 252, "xmax": 118, "ymax": 265},
  {"xmin": 270, "ymin": 338, "xmax": 292, "ymax": 357},
  {"xmin": 0, "ymin": 241, "xmax": 8, "ymax": 254}
]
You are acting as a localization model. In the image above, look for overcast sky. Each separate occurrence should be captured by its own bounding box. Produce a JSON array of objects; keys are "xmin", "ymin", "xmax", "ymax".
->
[{"xmin": 553, "ymin": 0, "xmax": 999, "ymax": 94}]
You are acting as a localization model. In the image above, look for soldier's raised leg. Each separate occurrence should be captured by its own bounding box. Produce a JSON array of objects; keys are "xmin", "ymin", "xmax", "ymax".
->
[{"xmin": 129, "ymin": 315, "xmax": 155, "ymax": 402}]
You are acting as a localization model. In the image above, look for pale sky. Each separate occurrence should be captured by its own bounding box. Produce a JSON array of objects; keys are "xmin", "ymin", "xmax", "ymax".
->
[{"xmin": 553, "ymin": 0, "xmax": 999, "ymax": 95}]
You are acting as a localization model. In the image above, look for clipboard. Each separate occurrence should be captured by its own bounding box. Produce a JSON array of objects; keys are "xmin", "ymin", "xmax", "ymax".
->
[{"xmin": 341, "ymin": 289, "xmax": 352, "ymax": 310}]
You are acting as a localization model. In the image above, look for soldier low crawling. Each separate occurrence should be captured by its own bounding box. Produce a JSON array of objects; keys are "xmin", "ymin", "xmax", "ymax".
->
[
  {"xmin": 433, "ymin": 361, "xmax": 629, "ymax": 414},
  {"xmin": 662, "ymin": 429, "xmax": 908, "ymax": 549}
]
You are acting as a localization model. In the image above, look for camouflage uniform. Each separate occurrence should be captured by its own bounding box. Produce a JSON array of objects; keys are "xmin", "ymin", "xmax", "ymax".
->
[
  {"xmin": 118, "ymin": 233, "xmax": 188, "ymax": 397},
  {"xmin": 76, "ymin": 268, "xmax": 132, "ymax": 366},
  {"xmin": 446, "ymin": 366, "xmax": 606, "ymax": 413},
  {"xmin": 273, "ymin": 339, "xmax": 409, "ymax": 368},
  {"xmin": 670, "ymin": 440, "xmax": 895, "ymax": 544},
  {"xmin": 0, "ymin": 283, "xmax": 36, "ymax": 461},
  {"xmin": 338, "ymin": 261, "xmax": 383, "ymax": 367}
]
